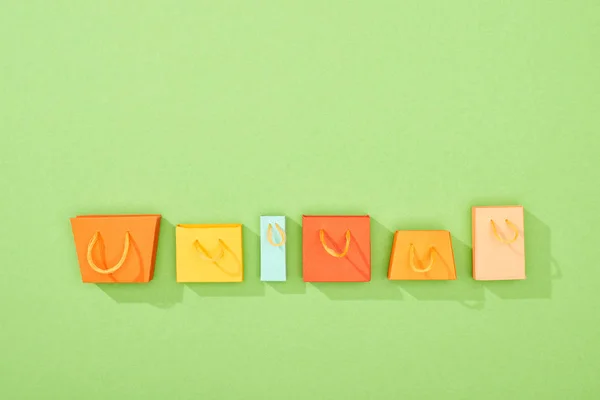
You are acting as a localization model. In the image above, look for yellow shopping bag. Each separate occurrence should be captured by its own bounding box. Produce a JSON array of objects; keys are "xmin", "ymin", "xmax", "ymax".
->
[{"xmin": 176, "ymin": 224, "xmax": 243, "ymax": 282}]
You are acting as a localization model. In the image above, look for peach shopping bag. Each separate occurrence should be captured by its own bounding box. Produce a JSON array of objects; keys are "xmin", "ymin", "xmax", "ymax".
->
[
  {"xmin": 176, "ymin": 224, "xmax": 243, "ymax": 282},
  {"xmin": 388, "ymin": 230, "xmax": 456, "ymax": 280},
  {"xmin": 70, "ymin": 214, "xmax": 161, "ymax": 283},
  {"xmin": 472, "ymin": 206, "xmax": 526, "ymax": 280}
]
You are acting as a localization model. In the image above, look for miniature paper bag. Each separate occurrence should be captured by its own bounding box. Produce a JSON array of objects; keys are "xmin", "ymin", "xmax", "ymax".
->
[
  {"xmin": 388, "ymin": 230, "xmax": 456, "ymax": 280},
  {"xmin": 70, "ymin": 214, "xmax": 161, "ymax": 283},
  {"xmin": 302, "ymin": 215, "xmax": 371, "ymax": 282},
  {"xmin": 260, "ymin": 216, "xmax": 286, "ymax": 282},
  {"xmin": 176, "ymin": 224, "xmax": 243, "ymax": 282},
  {"xmin": 472, "ymin": 206, "xmax": 526, "ymax": 280}
]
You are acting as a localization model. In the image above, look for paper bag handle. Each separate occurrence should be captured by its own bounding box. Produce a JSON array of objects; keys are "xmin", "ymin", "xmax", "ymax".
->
[
  {"xmin": 319, "ymin": 230, "xmax": 351, "ymax": 258},
  {"xmin": 409, "ymin": 243, "xmax": 435, "ymax": 273},
  {"xmin": 87, "ymin": 232, "xmax": 130, "ymax": 275},
  {"xmin": 193, "ymin": 239, "xmax": 242, "ymax": 277},
  {"xmin": 193, "ymin": 239, "xmax": 225, "ymax": 262},
  {"xmin": 267, "ymin": 223, "xmax": 286, "ymax": 247},
  {"xmin": 490, "ymin": 219, "xmax": 519, "ymax": 244}
]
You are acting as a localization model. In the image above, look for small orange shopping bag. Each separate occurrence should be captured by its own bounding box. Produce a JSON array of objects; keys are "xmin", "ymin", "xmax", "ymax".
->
[
  {"xmin": 388, "ymin": 230, "xmax": 456, "ymax": 280},
  {"xmin": 472, "ymin": 206, "xmax": 526, "ymax": 280},
  {"xmin": 70, "ymin": 214, "xmax": 161, "ymax": 283},
  {"xmin": 302, "ymin": 215, "xmax": 371, "ymax": 282}
]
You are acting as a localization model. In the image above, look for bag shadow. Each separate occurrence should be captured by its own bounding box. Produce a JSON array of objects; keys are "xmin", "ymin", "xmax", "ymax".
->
[
  {"xmin": 397, "ymin": 235, "xmax": 486, "ymax": 309},
  {"xmin": 480, "ymin": 210, "xmax": 557, "ymax": 299},
  {"xmin": 266, "ymin": 218, "xmax": 306, "ymax": 294},
  {"xmin": 185, "ymin": 225, "xmax": 266, "ymax": 297},
  {"xmin": 311, "ymin": 217, "xmax": 404, "ymax": 300},
  {"xmin": 97, "ymin": 218, "xmax": 184, "ymax": 308}
]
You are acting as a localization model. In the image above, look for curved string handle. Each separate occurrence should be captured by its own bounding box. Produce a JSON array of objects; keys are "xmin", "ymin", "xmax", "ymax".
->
[
  {"xmin": 409, "ymin": 243, "xmax": 435, "ymax": 273},
  {"xmin": 193, "ymin": 239, "xmax": 242, "ymax": 277},
  {"xmin": 87, "ymin": 232, "xmax": 131, "ymax": 275},
  {"xmin": 193, "ymin": 239, "xmax": 225, "ymax": 262},
  {"xmin": 267, "ymin": 223, "xmax": 286, "ymax": 247},
  {"xmin": 490, "ymin": 219, "xmax": 519, "ymax": 244},
  {"xmin": 319, "ymin": 229, "xmax": 351, "ymax": 258}
]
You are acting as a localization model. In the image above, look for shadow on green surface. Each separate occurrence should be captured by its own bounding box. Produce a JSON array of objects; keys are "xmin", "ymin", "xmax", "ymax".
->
[
  {"xmin": 481, "ymin": 210, "xmax": 557, "ymax": 299},
  {"xmin": 185, "ymin": 226, "xmax": 266, "ymax": 297},
  {"xmin": 311, "ymin": 217, "xmax": 404, "ymax": 300},
  {"xmin": 397, "ymin": 235, "xmax": 485, "ymax": 309},
  {"xmin": 266, "ymin": 218, "xmax": 306, "ymax": 294},
  {"xmin": 97, "ymin": 218, "xmax": 184, "ymax": 308}
]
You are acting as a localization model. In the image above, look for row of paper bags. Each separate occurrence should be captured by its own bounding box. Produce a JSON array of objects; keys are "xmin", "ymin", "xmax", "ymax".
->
[{"xmin": 70, "ymin": 206, "xmax": 525, "ymax": 283}]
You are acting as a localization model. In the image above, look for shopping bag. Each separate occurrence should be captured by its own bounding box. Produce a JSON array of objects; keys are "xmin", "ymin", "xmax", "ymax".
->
[
  {"xmin": 176, "ymin": 224, "xmax": 243, "ymax": 282},
  {"xmin": 302, "ymin": 215, "xmax": 370, "ymax": 282},
  {"xmin": 387, "ymin": 230, "xmax": 456, "ymax": 280},
  {"xmin": 472, "ymin": 206, "xmax": 526, "ymax": 280},
  {"xmin": 260, "ymin": 216, "xmax": 286, "ymax": 281},
  {"xmin": 70, "ymin": 214, "xmax": 161, "ymax": 283}
]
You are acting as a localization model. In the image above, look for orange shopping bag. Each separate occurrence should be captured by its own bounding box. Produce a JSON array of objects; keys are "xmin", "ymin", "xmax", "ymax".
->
[
  {"xmin": 302, "ymin": 215, "xmax": 371, "ymax": 282},
  {"xmin": 70, "ymin": 214, "xmax": 161, "ymax": 283},
  {"xmin": 472, "ymin": 205, "xmax": 525, "ymax": 280},
  {"xmin": 388, "ymin": 230, "xmax": 456, "ymax": 280}
]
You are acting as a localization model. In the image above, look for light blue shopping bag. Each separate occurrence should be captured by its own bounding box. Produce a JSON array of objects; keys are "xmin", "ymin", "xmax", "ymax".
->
[{"xmin": 260, "ymin": 216, "xmax": 286, "ymax": 281}]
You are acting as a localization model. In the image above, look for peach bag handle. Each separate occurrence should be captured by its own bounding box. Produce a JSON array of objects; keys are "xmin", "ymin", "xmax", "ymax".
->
[
  {"xmin": 490, "ymin": 219, "xmax": 519, "ymax": 244},
  {"xmin": 319, "ymin": 229, "xmax": 351, "ymax": 258},
  {"xmin": 267, "ymin": 223, "xmax": 286, "ymax": 247},
  {"xmin": 86, "ymin": 232, "xmax": 131, "ymax": 275}
]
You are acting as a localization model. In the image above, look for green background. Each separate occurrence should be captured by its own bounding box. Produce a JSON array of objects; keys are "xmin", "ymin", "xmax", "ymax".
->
[{"xmin": 1, "ymin": 1, "xmax": 599, "ymax": 399}]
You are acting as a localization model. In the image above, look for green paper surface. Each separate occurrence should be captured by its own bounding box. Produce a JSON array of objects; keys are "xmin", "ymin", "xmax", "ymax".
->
[{"xmin": 1, "ymin": 1, "xmax": 599, "ymax": 399}]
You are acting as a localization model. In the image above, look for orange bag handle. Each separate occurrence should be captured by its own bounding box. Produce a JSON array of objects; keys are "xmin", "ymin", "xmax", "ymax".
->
[
  {"xmin": 319, "ymin": 229, "xmax": 351, "ymax": 258},
  {"xmin": 86, "ymin": 232, "xmax": 130, "ymax": 275},
  {"xmin": 193, "ymin": 239, "xmax": 242, "ymax": 277},
  {"xmin": 267, "ymin": 223, "xmax": 286, "ymax": 247},
  {"xmin": 409, "ymin": 243, "xmax": 436, "ymax": 273},
  {"xmin": 490, "ymin": 219, "xmax": 519, "ymax": 244}
]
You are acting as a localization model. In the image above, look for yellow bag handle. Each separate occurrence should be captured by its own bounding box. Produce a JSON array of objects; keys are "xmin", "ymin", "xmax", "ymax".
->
[
  {"xmin": 409, "ymin": 243, "xmax": 435, "ymax": 273},
  {"xmin": 87, "ymin": 232, "xmax": 130, "ymax": 275},
  {"xmin": 490, "ymin": 219, "xmax": 519, "ymax": 244},
  {"xmin": 193, "ymin": 239, "xmax": 225, "ymax": 262},
  {"xmin": 319, "ymin": 229, "xmax": 351, "ymax": 258},
  {"xmin": 267, "ymin": 223, "xmax": 286, "ymax": 247},
  {"xmin": 193, "ymin": 239, "xmax": 242, "ymax": 277}
]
